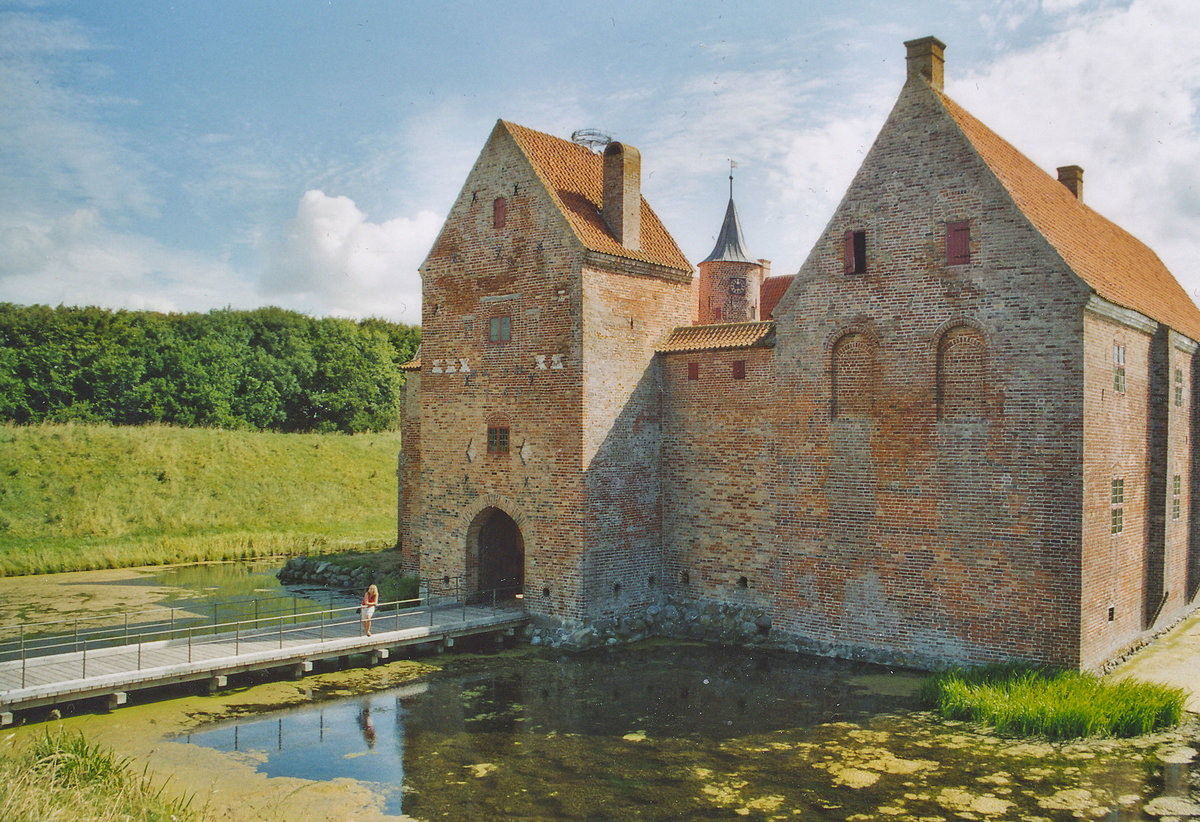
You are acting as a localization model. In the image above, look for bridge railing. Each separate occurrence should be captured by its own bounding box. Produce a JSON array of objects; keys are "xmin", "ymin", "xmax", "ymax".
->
[{"xmin": 0, "ymin": 583, "xmax": 525, "ymax": 690}]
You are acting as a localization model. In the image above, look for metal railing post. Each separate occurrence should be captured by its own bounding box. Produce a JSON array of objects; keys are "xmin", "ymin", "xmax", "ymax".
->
[
  {"xmin": 278, "ymin": 617, "xmax": 283, "ymax": 649},
  {"xmin": 235, "ymin": 622, "xmax": 240, "ymax": 656},
  {"xmin": 320, "ymin": 610, "xmax": 325, "ymax": 642},
  {"xmin": 82, "ymin": 642, "xmax": 86, "ymax": 678},
  {"xmin": 124, "ymin": 613, "xmax": 129, "ymax": 646},
  {"xmin": 20, "ymin": 625, "xmax": 26, "ymax": 688},
  {"xmin": 255, "ymin": 599, "xmax": 259, "ymax": 626},
  {"xmin": 138, "ymin": 639, "xmax": 142, "ymax": 671},
  {"xmin": 213, "ymin": 603, "xmax": 218, "ymax": 634},
  {"xmin": 188, "ymin": 627, "xmax": 192, "ymax": 663},
  {"xmin": 74, "ymin": 617, "xmax": 79, "ymax": 652},
  {"xmin": 171, "ymin": 608, "xmax": 175, "ymax": 640}
]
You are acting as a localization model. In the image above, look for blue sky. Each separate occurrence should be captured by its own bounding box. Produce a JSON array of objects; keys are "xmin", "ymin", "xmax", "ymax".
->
[{"xmin": 2, "ymin": 0, "xmax": 1197, "ymax": 324}]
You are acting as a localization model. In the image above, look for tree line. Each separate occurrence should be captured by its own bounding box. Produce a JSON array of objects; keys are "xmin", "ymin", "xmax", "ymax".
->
[{"xmin": 0, "ymin": 304, "xmax": 420, "ymax": 433}]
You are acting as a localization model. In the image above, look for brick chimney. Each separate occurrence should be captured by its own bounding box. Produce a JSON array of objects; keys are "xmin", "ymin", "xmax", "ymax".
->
[
  {"xmin": 1057, "ymin": 165, "xmax": 1084, "ymax": 202},
  {"xmin": 602, "ymin": 141, "xmax": 641, "ymax": 250},
  {"xmin": 904, "ymin": 36, "xmax": 946, "ymax": 91}
]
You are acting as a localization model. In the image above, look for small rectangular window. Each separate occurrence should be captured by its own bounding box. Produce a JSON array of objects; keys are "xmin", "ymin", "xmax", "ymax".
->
[
  {"xmin": 1173, "ymin": 474, "xmax": 1182, "ymax": 520},
  {"xmin": 487, "ymin": 426, "xmax": 509, "ymax": 454},
  {"xmin": 843, "ymin": 230, "xmax": 867, "ymax": 275},
  {"xmin": 493, "ymin": 197, "xmax": 506, "ymax": 229},
  {"xmin": 1111, "ymin": 478, "xmax": 1124, "ymax": 534},
  {"xmin": 732, "ymin": 360, "xmax": 746, "ymax": 380},
  {"xmin": 1113, "ymin": 344, "xmax": 1126, "ymax": 393},
  {"xmin": 1176, "ymin": 367, "xmax": 1184, "ymax": 407},
  {"xmin": 687, "ymin": 362, "xmax": 698, "ymax": 381},
  {"xmin": 488, "ymin": 315, "xmax": 511, "ymax": 344},
  {"xmin": 946, "ymin": 221, "xmax": 970, "ymax": 265}
]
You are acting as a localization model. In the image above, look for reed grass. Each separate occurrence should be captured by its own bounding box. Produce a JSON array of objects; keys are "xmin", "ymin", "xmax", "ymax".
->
[
  {"xmin": 0, "ymin": 422, "xmax": 399, "ymax": 576},
  {"xmin": 0, "ymin": 731, "xmax": 194, "ymax": 821},
  {"xmin": 919, "ymin": 663, "xmax": 1185, "ymax": 740}
]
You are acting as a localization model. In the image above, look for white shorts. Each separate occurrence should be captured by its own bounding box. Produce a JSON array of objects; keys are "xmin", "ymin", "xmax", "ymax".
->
[{"xmin": 361, "ymin": 605, "xmax": 376, "ymax": 620}]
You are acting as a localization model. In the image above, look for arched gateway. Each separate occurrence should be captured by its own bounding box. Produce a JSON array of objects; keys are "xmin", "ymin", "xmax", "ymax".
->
[{"xmin": 465, "ymin": 506, "xmax": 525, "ymax": 600}]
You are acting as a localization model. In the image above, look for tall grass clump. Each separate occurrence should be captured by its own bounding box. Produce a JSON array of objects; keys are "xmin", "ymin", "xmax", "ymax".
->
[
  {"xmin": 919, "ymin": 663, "xmax": 1185, "ymax": 740},
  {"xmin": 0, "ymin": 422, "xmax": 400, "ymax": 576},
  {"xmin": 0, "ymin": 731, "xmax": 193, "ymax": 821}
]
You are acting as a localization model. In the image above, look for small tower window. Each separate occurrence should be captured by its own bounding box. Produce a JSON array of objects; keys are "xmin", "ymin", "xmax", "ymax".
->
[
  {"xmin": 1111, "ymin": 478, "xmax": 1124, "ymax": 534},
  {"xmin": 1113, "ymin": 344, "xmax": 1126, "ymax": 394},
  {"xmin": 1175, "ymin": 367, "xmax": 1184, "ymax": 407},
  {"xmin": 843, "ymin": 230, "xmax": 867, "ymax": 274},
  {"xmin": 946, "ymin": 221, "xmax": 970, "ymax": 265},
  {"xmin": 488, "ymin": 315, "xmax": 511, "ymax": 344},
  {"xmin": 493, "ymin": 197, "xmax": 506, "ymax": 229},
  {"xmin": 487, "ymin": 426, "xmax": 509, "ymax": 454},
  {"xmin": 1173, "ymin": 474, "xmax": 1182, "ymax": 520}
]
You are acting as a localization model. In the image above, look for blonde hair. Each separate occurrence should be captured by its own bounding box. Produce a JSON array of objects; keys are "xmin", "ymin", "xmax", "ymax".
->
[{"xmin": 368, "ymin": 584, "xmax": 378, "ymax": 595}]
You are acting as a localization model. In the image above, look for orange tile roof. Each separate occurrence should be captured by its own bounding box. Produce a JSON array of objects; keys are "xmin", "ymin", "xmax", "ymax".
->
[
  {"xmin": 399, "ymin": 358, "xmax": 420, "ymax": 372},
  {"xmin": 760, "ymin": 275, "xmax": 795, "ymax": 319},
  {"xmin": 502, "ymin": 121, "xmax": 692, "ymax": 274},
  {"xmin": 937, "ymin": 90, "xmax": 1200, "ymax": 341},
  {"xmin": 657, "ymin": 321, "xmax": 775, "ymax": 353}
]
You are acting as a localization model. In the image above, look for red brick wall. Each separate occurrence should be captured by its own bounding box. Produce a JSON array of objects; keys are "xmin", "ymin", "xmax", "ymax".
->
[
  {"xmin": 402, "ymin": 124, "xmax": 588, "ymax": 620},
  {"xmin": 581, "ymin": 264, "xmax": 694, "ymax": 617},
  {"xmin": 765, "ymin": 76, "xmax": 1091, "ymax": 667},
  {"xmin": 661, "ymin": 348, "xmax": 775, "ymax": 608}
]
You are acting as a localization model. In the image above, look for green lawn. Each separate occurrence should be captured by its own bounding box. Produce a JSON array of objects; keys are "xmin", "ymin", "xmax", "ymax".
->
[{"xmin": 0, "ymin": 422, "xmax": 400, "ymax": 575}]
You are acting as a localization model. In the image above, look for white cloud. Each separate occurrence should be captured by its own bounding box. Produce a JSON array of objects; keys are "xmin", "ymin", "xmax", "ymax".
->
[
  {"xmin": 262, "ymin": 190, "xmax": 439, "ymax": 324},
  {"xmin": 0, "ymin": 208, "xmax": 252, "ymax": 312}
]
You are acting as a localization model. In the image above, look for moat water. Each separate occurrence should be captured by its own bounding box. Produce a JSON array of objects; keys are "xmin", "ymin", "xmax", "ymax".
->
[
  {"xmin": 178, "ymin": 642, "xmax": 1198, "ymax": 820},
  {"xmin": 2, "ymin": 561, "xmax": 1196, "ymax": 820}
]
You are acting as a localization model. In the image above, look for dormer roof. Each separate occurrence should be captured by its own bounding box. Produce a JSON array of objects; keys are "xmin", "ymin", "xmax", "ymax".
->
[
  {"xmin": 701, "ymin": 197, "xmax": 756, "ymax": 264},
  {"xmin": 501, "ymin": 121, "xmax": 692, "ymax": 274}
]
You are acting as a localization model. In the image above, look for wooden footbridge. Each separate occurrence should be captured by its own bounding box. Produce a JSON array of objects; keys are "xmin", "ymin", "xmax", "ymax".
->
[{"xmin": 0, "ymin": 587, "xmax": 527, "ymax": 725}]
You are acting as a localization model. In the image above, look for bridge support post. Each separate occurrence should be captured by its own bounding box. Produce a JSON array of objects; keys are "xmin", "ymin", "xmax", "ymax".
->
[
  {"xmin": 1, "ymin": 712, "xmax": 12, "ymax": 727},
  {"xmin": 104, "ymin": 692, "xmax": 127, "ymax": 712},
  {"xmin": 204, "ymin": 675, "xmax": 228, "ymax": 695},
  {"xmin": 438, "ymin": 637, "xmax": 454, "ymax": 654},
  {"xmin": 368, "ymin": 648, "xmax": 389, "ymax": 667},
  {"xmin": 289, "ymin": 660, "xmax": 313, "ymax": 680}
]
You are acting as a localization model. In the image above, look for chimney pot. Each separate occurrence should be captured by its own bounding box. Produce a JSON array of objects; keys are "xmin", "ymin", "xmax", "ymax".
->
[
  {"xmin": 904, "ymin": 36, "xmax": 946, "ymax": 91},
  {"xmin": 603, "ymin": 142, "xmax": 641, "ymax": 250},
  {"xmin": 1057, "ymin": 165, "xmax": 1084, "ymax": 202}
]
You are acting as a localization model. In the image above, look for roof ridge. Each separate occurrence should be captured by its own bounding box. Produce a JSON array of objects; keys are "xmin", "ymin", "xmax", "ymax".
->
[{"xmin": 928, "ymin": 86, "xmax": 1200, "ymax": 340}]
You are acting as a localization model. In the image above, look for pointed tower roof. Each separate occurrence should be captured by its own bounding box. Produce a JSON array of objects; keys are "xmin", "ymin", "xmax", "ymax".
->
[{"xmin": 701, "ymin": 197, "xmax": 756, "ymax": 264}]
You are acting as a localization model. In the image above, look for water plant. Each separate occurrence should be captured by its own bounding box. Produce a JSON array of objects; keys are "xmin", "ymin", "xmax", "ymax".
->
[
  {"xmin": 919, "ymin": 662, "xmax": 1185, "ymax": 739},
  {"xmin": 0, "ymin": 731, "xmax": 194, "ymax": 821}
]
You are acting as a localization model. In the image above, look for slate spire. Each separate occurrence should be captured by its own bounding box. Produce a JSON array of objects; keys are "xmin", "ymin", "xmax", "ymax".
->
[{"xmin": 700, "ymin": 196, "xmax": 755, "ymax": 264}]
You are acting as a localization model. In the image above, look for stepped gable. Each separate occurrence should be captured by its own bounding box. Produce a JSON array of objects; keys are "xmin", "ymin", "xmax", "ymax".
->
[
  {"xmin": 934, "ymin": 90, "xmax": 1200, "ymax": 341},
  {"xmin": 760, "ymin": 275, "xmax": 794, "ymax": 319},
  {"xmin": 501, "ymin": 121, "xmax": 692, "ymax": 274},
  {"xmin": 656, "ymin": 320, "xmax": 775, "ymax": 353}
]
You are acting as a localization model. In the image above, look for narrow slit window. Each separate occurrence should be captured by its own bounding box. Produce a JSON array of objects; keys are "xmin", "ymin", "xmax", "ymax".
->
[
  {"xmin": 1176, "ymin": 367, "xmax": 1184, "ymax": 407},
  {"xmin": 1173, "ymin": 474, "xmax": 1182, "ymax": 520},
  {"xmin": 946, "ymin": 221, "xmax": 970, "ymax": 265},
  {"xmin": 732, "ymin": 360, "xmax": 746, "ymax": 380},
  {"xmin": 1113, "ymin": 344, "xmax": 1126, "ymax": 394},
  {"xmin": 843, "ymin": 230, "xmax": 867, "ymax": 275},
  {"xmin": 493, "ymin": 196, "xmax": 506, "ymax": 229},
  {"xmin": 1111, "ymin": 478, "xmax": 1124, "ymax": 534},
  {"xmin": 487, "ymin": 426, "xmax": 509, "ymax": 455},
  {"xmin": 687, "ymin": 362, "xmax": 698, "ymax": 381}
]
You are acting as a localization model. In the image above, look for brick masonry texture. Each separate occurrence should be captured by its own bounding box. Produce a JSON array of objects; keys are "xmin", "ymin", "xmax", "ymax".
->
[{"xmin": 399, "ymin": 42, "xmax": 1200, "ymax": 670}]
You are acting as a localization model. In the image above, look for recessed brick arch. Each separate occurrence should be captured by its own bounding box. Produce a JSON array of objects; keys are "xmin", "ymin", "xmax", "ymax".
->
[
  {"xmin": 460, "ymin": 494, "xmax": 531, "ymax": 599},
  {"xmin": 829, "ymin": 326, "xmax": 880, "ymax": 420}
]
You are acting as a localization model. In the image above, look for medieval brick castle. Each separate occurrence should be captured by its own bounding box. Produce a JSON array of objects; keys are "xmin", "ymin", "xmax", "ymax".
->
[{"xmin": 398, "ymin": 37, "xmax": 1200, "ymax": 670}]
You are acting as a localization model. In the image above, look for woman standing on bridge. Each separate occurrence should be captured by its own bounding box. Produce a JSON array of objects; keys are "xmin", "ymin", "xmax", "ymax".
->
[{"xmin": 360, "ymin": 584, "xmax": 379, "ymax": 636}]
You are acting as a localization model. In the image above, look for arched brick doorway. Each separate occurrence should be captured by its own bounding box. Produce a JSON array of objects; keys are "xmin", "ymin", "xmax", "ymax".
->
[{"xmin": 466, "ymin": 506, "xmax": 524, "ymax": 600}]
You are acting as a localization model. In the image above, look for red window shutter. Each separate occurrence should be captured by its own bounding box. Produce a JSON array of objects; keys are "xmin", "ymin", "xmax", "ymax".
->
[
  {"xmin": 493, "ymin": 197, "xmax": 506, "ymax": 229},
  {"xmin": 733, "ymin": 360, "xmax": 746, "ymax": 380},
  {"xmin": 947, "ymin": 221, "xmax": 970, "ymax": 264},
  {"xmin": 687, "ymin": 362, "xmax": 698, "ymax": 381},
  {"xmin": 843, "ymin": 230, "xmax": 855, "ymax": 275}
]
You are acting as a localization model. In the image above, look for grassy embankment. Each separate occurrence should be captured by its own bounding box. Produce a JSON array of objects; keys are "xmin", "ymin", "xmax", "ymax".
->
[
  {"xmin": 0, "ymin": 422, "xmax": 400, "ymax": 576},
  {"xmin": 0, "ymin": 732, "xmax": 194, "ymax": 822},
  {"xmin": 920, "ymin": 663, "xmax": 1186, "ymax": 740}
]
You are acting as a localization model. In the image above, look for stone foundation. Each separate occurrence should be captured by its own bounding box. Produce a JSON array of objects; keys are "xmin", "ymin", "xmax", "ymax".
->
[{"xmin": 277, "ymin": 556, "xmax": 373, "ymax": 591}]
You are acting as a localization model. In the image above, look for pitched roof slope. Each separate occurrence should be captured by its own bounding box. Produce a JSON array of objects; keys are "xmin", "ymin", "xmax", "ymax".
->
[
  {"xmin": 701, "ymin": 197, "xmax": 756, "ymax": 264},
  {"xmin": 935, "ymin": 90, "xmax": 1200, "ymax": 341},
  {"xmin": 502, "ymin": 121, "xmax": 692, "ymax": 273},
  {"xmin": 657, "ymin": 321, "xmax": 775, "ymax": 353},
  {"xmin": 760, "ymin": 275, "xmax": 795, "ymax": 319}
]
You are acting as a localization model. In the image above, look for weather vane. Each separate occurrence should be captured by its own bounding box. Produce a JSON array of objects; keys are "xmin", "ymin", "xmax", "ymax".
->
[{"xmin": 728, "ymin": 159, "xmax": 738, "ymax": 199}]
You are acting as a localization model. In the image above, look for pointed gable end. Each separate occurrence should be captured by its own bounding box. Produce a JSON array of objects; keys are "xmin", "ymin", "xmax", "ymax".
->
[
  {"xmin": 932, "ymin": 91, "xmax": 1200, "ymax": 341},
  {"xmin": 501, "ymin": 121, "xmax": 692, "ymax": 277}
]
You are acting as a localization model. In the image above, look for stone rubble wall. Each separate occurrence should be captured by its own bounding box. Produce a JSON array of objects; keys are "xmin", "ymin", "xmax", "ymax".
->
[{"xmin": 277, "ymin": 556, "xmax": 373, "ymax": 592}]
